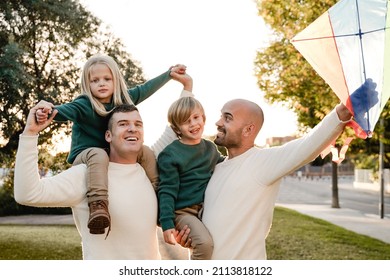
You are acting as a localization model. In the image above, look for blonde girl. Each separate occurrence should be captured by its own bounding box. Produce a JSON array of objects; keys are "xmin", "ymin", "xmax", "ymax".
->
[{"xmin": 37, "ymin": 53, "xmax": 186, "ymax": 236}]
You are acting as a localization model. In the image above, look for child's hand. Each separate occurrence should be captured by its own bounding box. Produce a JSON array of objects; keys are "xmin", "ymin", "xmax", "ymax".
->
[
  {"xmin": 171, "ymin": 73, "xmax": 193, "ymax": 92},
  {"xmin": 170, "ymin": 64, "xmax": 187, "ymax": 75},
  {"xmin": 23, "ymin": 101, "xmax": 57, "ymax": 136},
  {"xmin": 35, "ymin": 100, "xmax": 55, "ymax": 125},
  {"xmin": 36, "ymin": 108, "xmax": 51, "ymax": 124},
  {"xmin": 163, "ymin": 228, "xmax": 178, "ymax": 245}
]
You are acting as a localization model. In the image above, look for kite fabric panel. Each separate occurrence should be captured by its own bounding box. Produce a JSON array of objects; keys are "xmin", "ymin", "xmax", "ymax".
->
[{"xmin": 291, "ymin": 0, "xmax": 390, "ymax": 139}]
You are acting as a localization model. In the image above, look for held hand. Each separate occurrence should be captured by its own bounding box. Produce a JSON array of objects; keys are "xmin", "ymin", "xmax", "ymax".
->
[
  {"xmin": 36, "ymin": 107, "xmax": 51, "ymax": 124},
  {"xmin": 35, "ymin": 99, "xmax": 55, "ymax": 124},
  {"xmin": 163, "ymin": 229, "xmax": 177, "ymax": 245},
  {"xmin": 23, "ymin": 101, "xmax": 57, "ymax": 136},
  {"xmin": 170, "ymin": 64, "xmax": 187, "ymax": 75},
  {"xmin": 175, "ymin": 224, "xmax": 192, "ymax": 249},
  {"xmin": 348, "ymin": 78, "xmax": 379, "ymax": 132},
  {"xmin": 170, "ymin": 73, "xmax": 193, "ymax": 92}
]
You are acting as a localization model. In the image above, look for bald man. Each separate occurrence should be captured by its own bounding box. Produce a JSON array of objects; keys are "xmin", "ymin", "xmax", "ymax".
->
[{"xmin": 200, "ymin": 99, "xmax": 356, "ymax": 260}]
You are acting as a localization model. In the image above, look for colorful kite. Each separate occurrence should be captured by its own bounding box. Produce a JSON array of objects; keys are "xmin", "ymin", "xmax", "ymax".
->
[{"xmin": 291, "ymin": 0, "xmax": 390, "ymax": 139}]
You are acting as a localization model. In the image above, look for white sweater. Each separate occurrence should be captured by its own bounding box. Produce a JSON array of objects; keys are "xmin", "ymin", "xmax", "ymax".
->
[
  {"xmin": 15, "ymin": 135, "xmax": 163, "ymax": 260},
  {"xmin": 202, "ymin": 108, "xmax": 347, "ymax": 260},
  {"xmin": 14, "ymin": 90, "xmax": 193, "ymax": 260}
]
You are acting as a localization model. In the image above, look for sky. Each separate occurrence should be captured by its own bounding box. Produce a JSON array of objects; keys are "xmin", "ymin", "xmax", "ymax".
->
[{"xmin": 78, "ymin": 0, "xmax": 298, "ymax": 147}]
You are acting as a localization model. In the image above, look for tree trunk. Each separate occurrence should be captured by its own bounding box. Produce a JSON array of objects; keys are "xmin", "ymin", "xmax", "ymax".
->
[{"xmin": 331, "ymin": 160, "xmax": 340, "ymax": 208}]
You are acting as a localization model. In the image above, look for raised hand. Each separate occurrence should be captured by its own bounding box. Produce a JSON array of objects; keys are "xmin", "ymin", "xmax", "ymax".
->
[
  {"xmin": 23, "ymin": 101, "xmax": 57, "ymax": 136},
  {"xmin": 170, "ymin": 64, "xmax": 187, "ymax": 75},
  {"xmin": 348, "ymin": 78, "xmax": 379, "ymax": 132},
  {"xmin": 170, "ymin": 73, "xmax": 193, "ymax": 92},
  {"xmin": 34, "ymin": 100, "xmax": 55, "ymax": 124}
]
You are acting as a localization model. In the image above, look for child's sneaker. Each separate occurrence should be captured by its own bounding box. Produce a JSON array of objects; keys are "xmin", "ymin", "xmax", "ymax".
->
[{"xmin": 88, "ymin": 200, "xmax": 111, "ymax": 235}]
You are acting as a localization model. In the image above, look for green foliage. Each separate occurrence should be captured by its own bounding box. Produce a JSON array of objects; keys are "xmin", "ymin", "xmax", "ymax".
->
[
  {"xmin": 48, "ymin": 152, "xmax": 72, "ymax": 175},
  {"xmin": 0, "ymin": 168, "xmax": 71, "ymax": 216},
  {"xmin": 0, "ymin": 0, "xmax": 99, "ymax": 158},
  {"xmin": 0, "ymin": 0, "xmax": 148, "ymax": 210},
  {"xmin": 258, "ymin": 0, "xmax": 337, "ymax": 39},
  {"xmin": 255, "ymin": 0, "xmax": 339, "ymax": 131},
  {"xmin": 0, "ymin": 146, "xmax": 73, "ymax": 216},
  {"xmin": 0, "ymin": 0, "xmax": 146, "ymax": 161},
  {"xmin": 351, "ymin": 147, "xmax": 379, "ymax": 170}
]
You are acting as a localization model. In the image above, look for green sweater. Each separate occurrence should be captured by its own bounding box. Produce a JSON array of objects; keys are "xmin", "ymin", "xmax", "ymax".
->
[
  {"xmin": 157, "ymin": 139, "xmax": 225, "ymax": 231},
  {"xmin": 54, "ymin": 70, "xmax": 172, "ymax": 163}
]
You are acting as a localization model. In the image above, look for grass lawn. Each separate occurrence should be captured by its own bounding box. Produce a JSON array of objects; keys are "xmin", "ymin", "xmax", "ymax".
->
[
  {"xmin": 0, "ymin": 206, "xmax": 389, "ymax": 260},
  {"xmin": 266, "ymin": 207, "xmax": 390, "ymax": 260},
  {"xmin": 0, "ymin": 224, "xmax": 82, "ymax": 260}
]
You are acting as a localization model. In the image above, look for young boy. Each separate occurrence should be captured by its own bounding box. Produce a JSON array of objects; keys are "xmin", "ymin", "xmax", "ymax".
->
[{"xmin": 157, "ymin": 96, "xmax": 225, "ymax": 260}]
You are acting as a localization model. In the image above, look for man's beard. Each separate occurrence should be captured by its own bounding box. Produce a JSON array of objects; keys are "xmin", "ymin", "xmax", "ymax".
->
[{"xmin": 214, "ymin": 128, "xmax": 240, "ymax": 149}]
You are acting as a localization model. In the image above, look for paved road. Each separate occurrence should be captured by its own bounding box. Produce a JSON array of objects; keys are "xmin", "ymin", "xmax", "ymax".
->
[{"xmin": 277, "ymin": 176, "xmax": 390, "ymax": 218}]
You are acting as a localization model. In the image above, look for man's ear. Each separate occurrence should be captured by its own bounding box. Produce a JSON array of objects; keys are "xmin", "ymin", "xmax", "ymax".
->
[
  {"xmin": 242, "ymin": 123, "xmax": 255, "ymax": 137},
  {"xmin": 105, "ymin": 130, "xmax": 112, "ymax": 143}
]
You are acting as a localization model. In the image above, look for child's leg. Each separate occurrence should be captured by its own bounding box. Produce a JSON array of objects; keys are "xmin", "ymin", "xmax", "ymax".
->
[
  {"xmin": 73, "ymin": 148, "xmax": 110, "ymax": 235},
  {"xmin": 137, "ymin": 145, "xmax": 159, "ymax": 190},
  {"xmin": 175, "ymin": 206, "xmax": 214, "ymax": 260}
]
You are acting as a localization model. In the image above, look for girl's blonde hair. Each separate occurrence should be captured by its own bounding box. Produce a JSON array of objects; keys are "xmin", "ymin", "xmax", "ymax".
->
[
  {"xmin": 80, "ymin": 53, "xmax": 133, "ymax": 116},
  {"xmin": 167, "ymin": 96, "xmax": 206, "ymax": 137}
]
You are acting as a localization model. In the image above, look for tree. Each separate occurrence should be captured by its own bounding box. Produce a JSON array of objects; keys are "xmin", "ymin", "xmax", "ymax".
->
[
  {"xmin": 1, "ymin": 0, "xmax": 96, "ymax": 158},
  {"xmin": 0, "ymin": 0, "xmax": 146, "ymax": 162},
  {"xmin": 255, "ymin": 0, "xmax": 390, "ymax": 208},
  {"xmin": 255, "ymin": 0, "xmax": 339, "ymax": 132},
  {"xmin": 0, "ymin": 0, "xmax": 148, "ymax": 215}
]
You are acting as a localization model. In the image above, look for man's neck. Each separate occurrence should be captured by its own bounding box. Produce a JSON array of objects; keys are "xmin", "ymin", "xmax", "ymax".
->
[
  {"xmin": 227, "ymin": 144, "xmax": 254, "ymax": 159},
  {"xmin": 109, "ymin": 154, "xmax": 138, "ymax": 164}
]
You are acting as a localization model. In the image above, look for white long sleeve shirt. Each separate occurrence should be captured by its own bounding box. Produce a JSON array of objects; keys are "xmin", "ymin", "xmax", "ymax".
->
[
  {"xmin": 202, "ymin": 108, "xmax": 347, "ymax": 260},
  {"xmin": 14, "ymin": 135, "xmax": 162, "ymax": 260}
]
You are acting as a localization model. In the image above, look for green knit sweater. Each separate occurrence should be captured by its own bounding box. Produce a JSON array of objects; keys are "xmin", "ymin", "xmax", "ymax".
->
[
  {"xmin": 157, "ymin": 139, "xmax": 225, "ymax": 231},
  {"xmin": 54, "ymin": 70, "xmax": 171, "ymax": 163}
]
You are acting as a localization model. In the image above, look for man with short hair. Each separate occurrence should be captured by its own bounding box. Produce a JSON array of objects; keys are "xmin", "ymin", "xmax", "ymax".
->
[{"xmin": 14, "ymin": 75, "xmax": 193, "ymax": 260}]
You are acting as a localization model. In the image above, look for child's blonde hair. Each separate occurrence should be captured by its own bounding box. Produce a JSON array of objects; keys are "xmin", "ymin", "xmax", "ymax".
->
[
  {"xmin": 167, "ymin": 96, "xmax": 206, "ymax": 137},
  {"xmin": 80, "ymin": 53, "xmax": 134, "ymax": 116}
]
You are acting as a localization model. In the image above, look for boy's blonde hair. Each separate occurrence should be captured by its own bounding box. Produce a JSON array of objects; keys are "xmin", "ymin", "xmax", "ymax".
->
[
  {"xmin": 80, "ymin": 53, "xmax": 134, "ymax": 116},
  {"xmin": 167, "ymin": 96, "xmax": 206, "ymax": 137}
]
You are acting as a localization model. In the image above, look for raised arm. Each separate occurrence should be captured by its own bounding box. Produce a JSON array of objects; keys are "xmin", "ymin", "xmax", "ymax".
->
[
  {"xmin": 129, "ymin": 64, "xmax": 187, "ymax": 105},
  {"xmin": 24, "ymin": 100, "xmax": 58, "ymax": 135},
  {"xmin": 150, "ymin": 74, "xmax": 194, "ymax": 157},
  {"xmin": 170, "ymin": 69, "xmax": 193, "ymax": 92},
  {"xmin": 14, "ymin": 102, "xmax": 85, "ymax": 207}
]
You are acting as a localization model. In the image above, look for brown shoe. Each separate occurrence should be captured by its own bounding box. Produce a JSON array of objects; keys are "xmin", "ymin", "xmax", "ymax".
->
[{"xmin": 88, "ymin": 200, "xmax": 111, "ymax": 236}]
